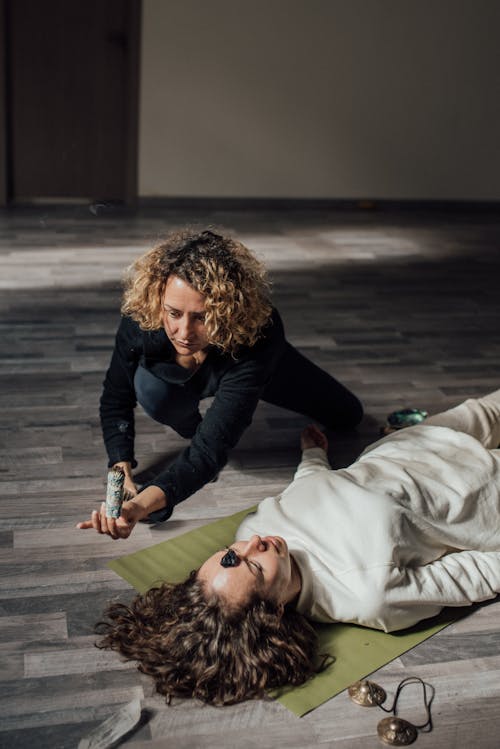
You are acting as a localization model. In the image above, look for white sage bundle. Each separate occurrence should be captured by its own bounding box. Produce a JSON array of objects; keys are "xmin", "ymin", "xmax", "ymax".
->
[{"xmin": 105, "ymin": 466, "xmax": 125, "ymax": 518}]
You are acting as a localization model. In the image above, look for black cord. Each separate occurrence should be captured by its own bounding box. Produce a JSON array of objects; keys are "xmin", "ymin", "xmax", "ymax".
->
[{"xmin": 378, "ymin": 676, "xmax": 435, "ymax": 732}]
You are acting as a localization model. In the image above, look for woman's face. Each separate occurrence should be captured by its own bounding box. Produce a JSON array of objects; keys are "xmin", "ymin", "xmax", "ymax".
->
[
  {"xmin": 197, "ymin": 535, "xmax": 297, "ymax": 608},
  {"xmin": 162, "ymin": 275, "xmax": 209, "ymax": 355}
]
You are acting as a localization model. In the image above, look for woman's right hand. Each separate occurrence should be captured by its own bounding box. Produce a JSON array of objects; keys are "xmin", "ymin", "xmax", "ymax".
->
[{"xmin": 112, "ymin": 461, "xmax": 138, "ymax": 499}]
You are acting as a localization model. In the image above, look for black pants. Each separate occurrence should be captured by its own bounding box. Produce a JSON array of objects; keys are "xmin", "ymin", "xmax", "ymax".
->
[
  {"xmin": 134, "ymin": 342, "xmax": 362, "ymax": 438},
  {"xmin": 260, "ymin": 343, "xmax": 362, "ymax": 430}
]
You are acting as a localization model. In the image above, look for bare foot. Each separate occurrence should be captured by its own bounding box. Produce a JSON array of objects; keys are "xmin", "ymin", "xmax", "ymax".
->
[{"xmin": 301, "ymin": 424, "xmax": 328, "ymax": 451}]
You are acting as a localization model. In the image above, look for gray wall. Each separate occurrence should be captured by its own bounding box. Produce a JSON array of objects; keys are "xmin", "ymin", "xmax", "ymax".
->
[{"xmin": 138, "ymin": 0, "xmax": 500, "ymax": 200}]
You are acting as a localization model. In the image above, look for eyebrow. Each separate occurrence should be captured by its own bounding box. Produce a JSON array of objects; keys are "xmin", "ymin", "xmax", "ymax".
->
[{"xmin": 163, "ymin": 303, "xmax": 205, "ymax": 315}]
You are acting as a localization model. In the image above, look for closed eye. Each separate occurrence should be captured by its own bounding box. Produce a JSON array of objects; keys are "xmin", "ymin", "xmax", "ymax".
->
[{"xmin": 247, "ymin": 559, "xmax": 264, "ymax": 576}]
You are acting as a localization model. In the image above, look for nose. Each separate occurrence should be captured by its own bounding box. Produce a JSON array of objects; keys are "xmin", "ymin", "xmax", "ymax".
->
[
  {"xmin": 177, "ymin": 315, "xmax": 194, "ymax": 341},
  {"xmin": 242, "ymin": 535, "xmax": 266, "ymax": 555}
]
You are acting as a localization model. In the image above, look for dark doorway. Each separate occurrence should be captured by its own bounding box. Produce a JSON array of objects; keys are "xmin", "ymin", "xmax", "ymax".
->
[{"xmin": 2, "ymin": 0, "xmax": 140, "ymax": 206}]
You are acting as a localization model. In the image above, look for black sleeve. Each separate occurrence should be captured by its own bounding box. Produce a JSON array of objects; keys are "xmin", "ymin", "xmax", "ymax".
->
[
  {"xmin": 99, "ymin": 317, "xmax": 141, "ymax": 468},
  {"xmin": 146, "ymin": 309, "xmax": 287, "ymax": 521}
]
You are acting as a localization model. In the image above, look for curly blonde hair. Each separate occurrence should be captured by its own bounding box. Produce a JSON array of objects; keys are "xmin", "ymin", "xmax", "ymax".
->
[
  {"xmin": 121, "ymin": 229, "xmax": 272, "ymax": 354},
  {"xmin": 96, "ymin": 572, "xmax": 322, "ymax": 706}
]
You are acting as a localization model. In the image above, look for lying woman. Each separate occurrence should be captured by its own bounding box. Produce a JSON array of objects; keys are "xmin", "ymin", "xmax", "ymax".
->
[{"xmin": 96, "ymin": 389, "xmax": 500, "ymax": 706}]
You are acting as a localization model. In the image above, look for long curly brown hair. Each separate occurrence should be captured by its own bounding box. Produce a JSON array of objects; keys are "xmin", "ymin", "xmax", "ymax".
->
[
  {"xmin": 95, "ymin": 571, "xmax": 321, "ymax": 706},
  {"xmin": 121, "ymin": 229, "xmax": 272, "ymax": 355}
]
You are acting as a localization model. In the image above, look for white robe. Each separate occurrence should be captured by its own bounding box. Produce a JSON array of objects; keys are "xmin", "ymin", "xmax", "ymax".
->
[{"xmin": 236, "ymin": 425, "xmax": 500, "ymax": 632}]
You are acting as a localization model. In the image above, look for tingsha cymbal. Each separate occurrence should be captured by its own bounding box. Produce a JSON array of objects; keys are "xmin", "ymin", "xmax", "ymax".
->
[
  {"xmin": 377, "ymin": 716, "xmax": 418, "ymax": 746},
  {"xmin": 348, "ymin": 679, "xmax": 386, "ymax": 707}
]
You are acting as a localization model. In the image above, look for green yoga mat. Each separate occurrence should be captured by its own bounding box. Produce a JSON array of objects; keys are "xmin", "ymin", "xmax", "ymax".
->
[{"xmin": 108, "ymin": 507, "xmax": 455, "ymax": 717}]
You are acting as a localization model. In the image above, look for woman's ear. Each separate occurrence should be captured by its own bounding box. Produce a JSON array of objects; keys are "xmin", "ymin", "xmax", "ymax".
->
[{"xmin": 276, "ymin": 602, "xmax": 285, "ymax": 617}]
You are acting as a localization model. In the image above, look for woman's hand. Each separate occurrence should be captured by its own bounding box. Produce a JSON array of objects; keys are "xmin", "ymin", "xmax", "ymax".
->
[
  {"xmin": 76, "ymin": 485, "xmax": 168, "ymax": 540},
  {"xmin": 76, "ymin": 499, "xmax": 145, "ymax": 540},
  {"xmin": 300, "ymin": 424, "xmax": 328, "ymax": 452},
  {"xmin": 112, "ymin": 461, "xmax": 138, "ymax": 499}
]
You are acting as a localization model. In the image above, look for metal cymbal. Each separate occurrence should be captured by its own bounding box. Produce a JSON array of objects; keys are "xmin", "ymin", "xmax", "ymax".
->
[
  {"xmin": 377, "ymin": 717, "xmax": 418, "ymax": 746},
  {"xmin": 348, "ymin": 679, "xmax": 387, "ymax": 707}
]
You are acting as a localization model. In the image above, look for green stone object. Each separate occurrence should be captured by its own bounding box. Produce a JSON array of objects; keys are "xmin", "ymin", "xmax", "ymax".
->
[{"xmin": 387, "ymin": 408, "xmax": 428, "ymax": 429}]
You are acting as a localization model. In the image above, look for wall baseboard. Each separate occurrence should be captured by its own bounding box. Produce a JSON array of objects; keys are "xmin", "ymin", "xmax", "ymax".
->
[{"xmin": 138, "ymin": 197, "xmax": 500, "ymax": 214}]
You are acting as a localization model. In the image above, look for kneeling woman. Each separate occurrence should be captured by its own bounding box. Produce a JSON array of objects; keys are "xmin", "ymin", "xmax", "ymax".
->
[
  {"xmin": 79, "ymin": 229, "xmax": 362, "ymax": 537},
  {"xmin": 96, "ymin": 389, "xmax": 500, "ymax": 705}
]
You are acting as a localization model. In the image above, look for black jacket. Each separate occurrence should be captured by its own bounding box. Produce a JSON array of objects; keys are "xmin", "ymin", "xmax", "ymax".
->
[{"xmin": 100, "ymin": 308, "xmax": 287, "ymax": 520}]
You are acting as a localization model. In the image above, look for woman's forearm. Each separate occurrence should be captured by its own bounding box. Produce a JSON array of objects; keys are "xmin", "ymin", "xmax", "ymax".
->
[{"xmin": 130, "ymin": 485, "xmax": 169, "ymax": 520}]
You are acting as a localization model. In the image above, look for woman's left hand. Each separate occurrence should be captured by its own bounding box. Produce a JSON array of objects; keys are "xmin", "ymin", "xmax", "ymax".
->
[
  {"xmin": 76, "ymin": 485, "xmax": 169, "ymax": 539},
  {"xmin": 76, "ymin": 499, "xmax": 146, "ymax": 540}
]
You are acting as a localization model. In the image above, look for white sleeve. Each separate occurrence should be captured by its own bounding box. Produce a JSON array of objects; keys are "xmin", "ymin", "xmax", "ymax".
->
[
  {"xmin": 293, "ymin": 447, "xmax": 332, "ymax": 480},
  {"xmin": 378, "ymin": 551, "xmax": 500, "ymax": 632}
]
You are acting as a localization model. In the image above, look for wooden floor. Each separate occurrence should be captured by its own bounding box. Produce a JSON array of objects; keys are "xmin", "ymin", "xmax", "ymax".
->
[{"xmin": 1, "ymin": 205, "xmax": 500, "ymax": 748}]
